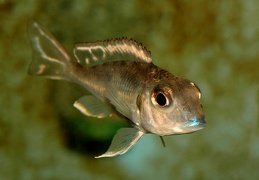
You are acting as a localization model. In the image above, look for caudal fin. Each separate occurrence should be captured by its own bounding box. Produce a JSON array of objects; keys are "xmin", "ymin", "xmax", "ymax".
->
[{"xmin": 28, "ymin": 21, "xmax": 71, "ymax": 80}]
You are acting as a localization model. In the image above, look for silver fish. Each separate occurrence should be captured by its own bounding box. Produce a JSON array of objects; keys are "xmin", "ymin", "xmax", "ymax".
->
[{"xmin": 28, "ymin": 21, "xmax": 206, "ymax": 158}]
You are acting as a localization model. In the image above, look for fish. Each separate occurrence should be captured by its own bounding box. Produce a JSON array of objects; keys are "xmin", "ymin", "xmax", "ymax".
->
[{"xmin": 27, "ymin": 21, "xmax": 206, "ymax": 158}]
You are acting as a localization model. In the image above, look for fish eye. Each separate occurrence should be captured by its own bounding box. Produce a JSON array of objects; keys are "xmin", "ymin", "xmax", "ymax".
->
[
  {"xmin": 151, "ymin": 85, "xmax": 172, "ymax": 109},
  {"xmin": 155, "ymin": 92, "xmax": 168, "ymax": 106}
]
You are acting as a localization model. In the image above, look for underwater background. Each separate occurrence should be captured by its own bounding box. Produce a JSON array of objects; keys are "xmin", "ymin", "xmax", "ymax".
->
[{"xmin": 0, "ymin": 0, "xmax": 258, "ymax": 179}]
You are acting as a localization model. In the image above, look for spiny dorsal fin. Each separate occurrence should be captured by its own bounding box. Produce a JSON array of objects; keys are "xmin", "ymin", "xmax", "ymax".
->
[{"xmin": 73, "ymin": 37, "xmax": 152, "ymax": 66}]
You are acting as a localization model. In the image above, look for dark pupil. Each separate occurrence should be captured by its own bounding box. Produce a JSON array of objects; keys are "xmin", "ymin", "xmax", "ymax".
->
[{"xmin": 156, "ymin": 93, "xmax": 167, "ymax": 106}]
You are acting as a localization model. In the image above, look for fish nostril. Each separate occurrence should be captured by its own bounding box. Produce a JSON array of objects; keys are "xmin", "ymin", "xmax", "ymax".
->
[{"xmin": 199, "ymin": 115, "xmax": 205, "ymax": 121}]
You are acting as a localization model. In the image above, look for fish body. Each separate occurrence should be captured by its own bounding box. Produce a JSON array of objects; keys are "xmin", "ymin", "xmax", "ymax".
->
[{"xmin": 28, "ymin": 21, "xmax": 206, "ymax": 158}]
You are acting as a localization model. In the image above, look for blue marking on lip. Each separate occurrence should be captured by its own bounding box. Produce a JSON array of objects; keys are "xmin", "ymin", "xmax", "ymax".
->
[{"xmin": 183, "ymin": 116, "xmax": 206, "ymax": 127}]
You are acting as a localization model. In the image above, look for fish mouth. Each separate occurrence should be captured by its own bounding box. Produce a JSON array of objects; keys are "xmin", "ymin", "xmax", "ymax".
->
[{"xmin": 182, "ymin": 117, "xmax": 206, "ymax": 132}]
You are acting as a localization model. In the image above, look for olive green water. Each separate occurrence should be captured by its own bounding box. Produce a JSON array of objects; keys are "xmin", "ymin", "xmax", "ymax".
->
[{"xmin": 0, "ymin": 0, "xmax": 258, "ymax": 179}]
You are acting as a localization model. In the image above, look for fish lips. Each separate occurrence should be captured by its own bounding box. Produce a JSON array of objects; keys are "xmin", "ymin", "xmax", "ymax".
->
[{"xmin": 182, "ymin": 116, "xmax": 206, "ymax": 132}]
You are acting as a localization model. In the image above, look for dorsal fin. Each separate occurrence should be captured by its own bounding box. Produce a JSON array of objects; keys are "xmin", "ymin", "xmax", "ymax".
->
[{"xmin": 73, "ymin": 37, "xmax": 152, "ymax": 66}]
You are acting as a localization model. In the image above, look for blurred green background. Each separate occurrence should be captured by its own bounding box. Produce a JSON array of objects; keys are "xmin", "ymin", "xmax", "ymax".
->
[{"xmin": 1, "ymin": 0, "xmax": 259, "ymax": 179}]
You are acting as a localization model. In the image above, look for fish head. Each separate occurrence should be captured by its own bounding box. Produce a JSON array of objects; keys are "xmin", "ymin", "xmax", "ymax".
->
[{"xmin": 138, "ymin": 76, "xmax": 206, "ymax": 136}]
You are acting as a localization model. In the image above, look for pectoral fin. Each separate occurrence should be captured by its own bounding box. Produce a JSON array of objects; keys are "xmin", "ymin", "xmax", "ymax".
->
[
  {"xmin": 95, "ymin": 128, "xmax": 145, "ymax": 158},
  {"xmin": 73, "ymin": 95, "xmax": 112, "ymax": 118}
]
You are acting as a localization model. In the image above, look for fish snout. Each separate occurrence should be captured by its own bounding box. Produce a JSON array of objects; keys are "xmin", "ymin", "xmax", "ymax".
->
[{"xmin": 182, "ymin": 115, "xmax": 206, "ymax": 132}]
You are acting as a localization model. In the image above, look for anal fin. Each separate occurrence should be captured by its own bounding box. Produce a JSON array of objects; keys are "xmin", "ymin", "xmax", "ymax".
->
[
  {"xmin": 95, "ymin": 128, "xmax": 145, "ymax": 158},
  {"xmin": 73, "ymin": 95, "xmax": 112, "ymax": 118}
]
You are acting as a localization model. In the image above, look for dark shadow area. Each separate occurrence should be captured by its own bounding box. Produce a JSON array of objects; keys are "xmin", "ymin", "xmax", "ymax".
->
[{"xmin": 59, "ymin": 114, "xmax": 128, "ymax": 156}]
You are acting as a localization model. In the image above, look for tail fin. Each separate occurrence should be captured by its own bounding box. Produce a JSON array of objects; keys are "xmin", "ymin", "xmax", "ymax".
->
[{"xmin": 28, "ymin": 20, "xmax": 72, "ymax": 80}]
